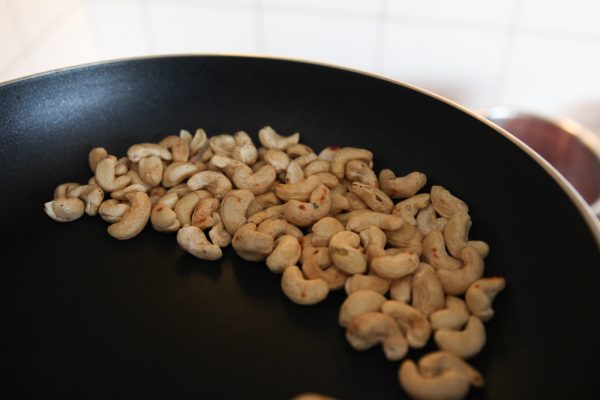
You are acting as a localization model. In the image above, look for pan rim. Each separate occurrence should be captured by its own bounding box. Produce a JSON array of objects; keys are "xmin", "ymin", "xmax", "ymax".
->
[{"xmin": 2, "ymin": 52, "xmax": 599, "ymax": 246}]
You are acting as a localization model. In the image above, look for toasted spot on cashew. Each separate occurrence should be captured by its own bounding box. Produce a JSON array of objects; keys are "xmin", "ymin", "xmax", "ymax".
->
[
  {"xmin": 329, "ymin": 230, "xmax": 367, "ymax": 275},
  {"xmin": 436, "ymin": 246, "xmax": 484, "ymax": 296},
  {"xmin": 331, "ymin": 147, "xmax": 373, "ymax": 179},
  {"xmin": 98, "ymin": 199, "xmax": 129, "ymax": 223},
  {"xmin": 127, "ymin": 143, "xmax": 172, "ymax": 162},
  {"xmin": 220, "ymin": 189, "xmax": 255, "ymax": 235},
  {"xmin": 187, "ymin": 171, "xmax": 232, "ymax": 199},
  {"xmin": 177, "ymin": 225, "xmax": 222, "ymax": 260},
  {"xmin": 247, "ymin": 204, "xmax": 285, "ymax": 225},
  {"xmin": 390, "ymin": 275, "xmax": 412, "ymax": 303},
  {"xmin": 444, "ymin": 210, "xmax": 490, "ymax": 258},
  {"xmin": 266, "ymin": 235, "xmax": 301, "ymax": 273},
  {"xmin": 345, "ymin": 160, "xmax": 378, "ymax": 187},
  {"xmin": 431, "ymin": 185, "xmax": 469, "ymax": 218},
  {"xmin": 281, "ymin": 265, "xmax": 329, "ymax": 305},
  {"xmin": 435, "ymin": 316, "xmax": 486, "ymax": 359},
  {"xmin": 258, "ymin": 126, "xmax": 300, "ymax": 150},
  {"xmin": 348, "ymin": 182, "xmax": 393, "ymax": 213},
  {"xmin": 430, "ymin": 296, "xmax": 470, "ymax": 331},
  {"xmin": 393, "ymin": 193, "xmax": 430, "ymax": 225},
  {"xmin": 276, "ymin": 175, "xmax": 322, "ymax": 201},
  {"xmin": 379, "ymin": 170, "xmax": 427, "ymax": 199},
  {"xmin": 231, "ymin": 222, "xmax": 274, "ymax": 261},
  {"xmin": 411, "ymin": 263, "xmax": 445, "ymax": 317},
  {"xmin": 345, "ymin": 274, "xmax": 391, "ymax": 295},
  {"xmin": 465, "ymin": 277, "xmax": 506, "ymax": 321},
  {"xmin": 95, "ymin": 155, "xmax": 132, "ymax": 192},
  {"xmin": 107, "ymin": 191, "xmax": 151, "ymax": 240},
  {"xmin": 311, "ymin": 217, "xmax": 345, "ymax": 247},
  {"xmin": 381, "ymin": 300, "xmax": 431, "ymax": 348},
  {"xmin": 208, "ymin": 213, "xmax": 232, "ymax": 247},
  {"xmin": 150, "ymin": 192, "xmax": 181, "ymax": 232},
  {"xmin": 339, "ymin": 290, "xmax": 387, "ymax": 327},
  {"xmin": 284, "ymin": 184, "xmax": 331, "ymax": 227},
  {"xmin": 137, "ymin": 155, "xmax": 163, "ymax": 187},
  {"xmin": 422, "ymin": 230, "xmax": 462, "ymax": 271},
  {"xmin": 149, "ymin": 186, "xmax": 166, "ymax": 207},
  {"xmin": 159, "ymin": 135, "xmax": 189, "ymax": 162},
  {"xmin": 162, "ymin": 162, "xmax": 199, "ymax": 188},
  {"xmin": 346, "ymin": 211, "xmax": 404, "ymax": 232},
  {"xmin": 346, "ymin": 312, "xmax": 408, "ymax": 361},
  {"xmin": 110, "ymin": 183, "xmax": 149, "ymax": 200},
  {"xmin": 88, "ymin": 147, "xmax": 108, "ymax": 173},
  {"xmin": 174, "ymin": 190, "xmax": 211, "ymax": 226},
  {"xmin": 416, "ymin": 204, "xmax": 448, "ymax": 235},
  {"xmin": 44, "ymin": 197, "xmax": 85, "ymax": 222},
  {"xmin": 190, "ymin": 197, "xmax": 220, "ymax": 230}
]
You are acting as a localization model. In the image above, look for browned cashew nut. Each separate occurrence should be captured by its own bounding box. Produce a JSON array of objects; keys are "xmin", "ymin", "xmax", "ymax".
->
[
  {"xmin": 67, "ymin": 184, "xmax": 104, "ymax": 216},
  {"xmin": 232, "ymin": 131, "xmax": 258, "ymax": 165},
  {"xmin": 328, "ymin": 193, "xmax": 349, "ymax": 216},
  {"xmin": 422, "ymin": 230, "xmax": 462, "ymax": 271},
  {"xmin": 276, "ymin": 175, "xmax": 323, "ymax": 201},
  {"xmin": 95, "ymin": 155, "xmax": 132, "ymax": 192},
  {"xmin": 344, "ymin": 191, "xmax": 367, "ymax": 211},
  {"xmin": 359, "ymin": 226, "xmax": 386, "ymax": 262},
  {"xmin": 430, "ymin": 296, "xmax": 470, "ymax": 331},
  {"xmin": 345, "ymin": 160, "xmax": 378, "ymax": 187},
  {"xmin": 259, "ymin": 126, "xmax": 300, "ymax": 150},
  {"xmin": 385, "ymin": 224, "xmax": 417, "ymax": 248},
  {"xmin": 162, "ymin": 162, "xmax": 200, "ymax": 188},
  {"xmin": 88, "ymin": 147, "xmax": 108, "ymax": 172},
  {"xmin": 416, "ymin": 204, "xmax": 448, "ymax": 235},
  {"xmin": 187, "ymin": 171, "xmax": 232, "ymax": 199},
  {"xmin": 430, "ymin": 185, "xmax": 469, "ymax": 218},
  {"xmin": 191, "ymin": 197, "xmax": 220, "ymax": 230},
  {"xmin": 371, "ymin": 248, "xmax": 420, "ymax": 279},
  {"xmin": 174, "ymin": 190, "xmax": 212, "ymax": 226},
  {"xmin": 434, "ymin": 316, "xmax": 486, "ymax": 359},
  {"xmin": 311, "ymin": 217, "xmax": 345, "ymax": 247},
  {"xmin": 379, "ymin": 170, "xmax": 427, "ymax": 199},
  {"xmin": 138, "ymin": 155, "xmax": 164, "ymax": 187},
  {"xmin": 227, "ymin": 164, "xmax": 277, "ymax": 195},
  {"xmin": 284, "ymin": 161, "xmax": 305, "ymax": 184},
  {"xmin": 98, "ymin": 199, "xmax": 129, "ymax": 223},
  {"xmin": 318, "ymin": 146, "xmax": 341, "ymax": 162},
  {"xmin": 345, "ymin": 274, "xmax": 391, "ymax": 295},
  {"xmin": 392, "ymin": 193, "xmax": 430, "ymax": 225},
  {"xmin": 465, "ymin": 277, "xmax": 506, "ymax": 321},
  {"xmin": 444, "ymin": 210, "xmax": 490, "ymax": 258},
  {"xmin": 281, "ymin": 265, "xmax": 329, "ymax": 305},
  {"xmin": 209, "ymin": 134, "xmax": 236, "ymax": 157},
  {"xmin": 266, "ymin": 235, "xmax": 301, "ymax": 273},
  {"xmin": 381, "ymin": 300, "xmax": 431, "ymax": 348},
  {"xmin": 436, "ymin": 246, "xmax": 485, "ymax": 296},
  {"xmin": 339, "ymin": 290, "xmax": 387, "ymax": 328},
  {"xmin": 150, "ymin": 192, "xmax": 181, "ymax": 232},
  {"xmin": 329, "ymin": 230, "xmax": 367, "ymax": 275},
  {"xmin": 284, "ymin": 184, "xmax": 331, "ymax": 227},
  {"xmin": 127, "ymin": 143, "xmax": 172, "ymax": 162},
  {"xmin": 287, "ymin": 143, "xmax": 314, "ymax": 158},
  {"xmin": 176, "ymin": 225, "xmax": 222, "ymax": 260},
  {"xmin": 346, "ymin": 312, "xmax": 408, "ymax": 361},
  {"xmin": 231, "ymin": 222, "xmax": 274, "ymax": 261},
  {"xmin": 159, "ymin": 135, "xmax": 189, "ymax": 162},
  {"xmin": 331, "ymin": 147, "xmax": 373, "ymax": 179},
  {"xmin": 220, "ymin": 189, "xmax": 255, "ymax": 235},
  {"xmin": 349, "ymin": 182, "xmax": 394, "ymax": 214},
  {"xmin": 107, "ymin": 191, "xmax": 151, "ymax": 240},
  {"xmin": 411, "ymin": 263, "xmax": 445, "ymax": 317}
]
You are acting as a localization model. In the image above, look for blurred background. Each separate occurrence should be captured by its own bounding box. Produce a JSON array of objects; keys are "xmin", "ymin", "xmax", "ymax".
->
[{"xmin": 1, "ymin": 0, "xmax": 599, "ymax": 140}]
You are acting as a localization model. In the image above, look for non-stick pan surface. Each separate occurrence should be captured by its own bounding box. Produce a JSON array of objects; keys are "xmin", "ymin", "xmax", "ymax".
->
[{"xmin": 1, "ymin": 56, "xmax": 599, "ymax": 399}]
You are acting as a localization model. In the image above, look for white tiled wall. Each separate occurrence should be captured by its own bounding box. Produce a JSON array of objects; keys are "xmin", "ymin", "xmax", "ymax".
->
[{"xmin": 1, "ymin": 0, "xmax": 599, "ymax": 138}]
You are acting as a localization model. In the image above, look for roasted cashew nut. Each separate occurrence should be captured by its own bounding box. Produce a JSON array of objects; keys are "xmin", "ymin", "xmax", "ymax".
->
[
  {"xmin": 346, "ymin": 311, "xmax": 408, "ymax": 361},
  {"xmin": 159, "ymin": 135, "xmax": 189, "ymax": 162},
  {"xmin": 465, "ymin": 277, "xmax": 506, "ymax": 321},
  {"xmin": 232, "ymin": 131, "xmax": 258, "ymax": 165},
  {"xmin": 110, "ymin": 184, "xmax": 149, "ymax": 200},
  {"xmin": 191, "ymin": 197, "xmax": 220, "ymax": 230},
  {"xmin": 430, "ymin": 296, "xmax": 470, "ymax": 331},
  {"xmin": 220, "ymin": 189, "xmax": 255, "ymax": 235},
  {"xmin": 284, "ymin": 184, "xmax": 331, "ymax": 227},
  {"xmin": 328, "ymin": 193, "xmax": 349, "ymax": 216},
  {"xmin": 444, "ymin": 210, "xmax": 490, "ymax": 258},
  {"xmin": 281, "ymin": 265, "xmax": 329, "ymax": 305},
  {"xmin": 392, "ymin": 193, "xmax": 430, "ymax": 226},
  {"xmin": 88, "ymin": 147, "xmax": 108, "ymax": 173},
  {"xmin": 257, "ymin": 218, "xmax": 303, "ymax": 240},
  {"xmin": 208, "ymin": 213, "xmax": 232, "ymax": 248},
  {"xmin": 209, "ymin": 134, "xmax": 236, "ymax": 157},
  {"xmin": 436, "ymin": 246, "xmax": 485, "ymax": 295},
  {"xmin": 381, "ymin": 300, "xmax": 431, "ymax": 348},
  {"xmin": 385, "ymin": 224, "xmax": 417, "ymax": 248},
  {"xmin": 174, "ymin": 190, "xmax": 212, "ymax": 226},
  {"xmin": 416, "ymin": 204, "xmax": 448, "ymax": 235},
  {"xmin": 95, "ymin": 155, "xmax": 132, "ymax": 192},
  {"xmin": 127, "ymin": 143, "xmax": 172, "ymax": 162},
  {"xmin": 422, "ymin": 230, "xmax": 462, "ymax": 271},
  {"xmin": 187, "ymin": 128, "xmax": 209, "ymax": 156},
  {"xmin": 177, "ymin": 225, "xmax": 222, "ymax": 260},
  {"xmin": 284, "ymin": 161, "xmax": 305, "ymax": 184},
  {"xmin": 348, "ymin": 182, "xmax": 393, "ymax": 214},
  {"xmin": 287, "ymin": 143, "xmax": 314, "ymax": 158},
  {"xmin": 379, "ymin": 170, "xmax": 427, "ymax": 199},
  {"xmin": 411, "ymin": 263, "xmax": 445, "ymax": 317},
  {"xmin": 258, "ymin": 126, "xmax": 300, "ymax": 150},
  {"xmin": 247, "ymin": 204, "xmax": 285, "ymax": 225},
  {"xmin": 246, "ymin": 192, "xmax": 282, "ymax": 217},
  {"xmin": 430, "ymin": 185, "xmax": 469, "ymax": 218},
  {"xmin": 67, "ymin": 184, "xmax": 104, "ymax": 216},
  {"xmin": 301, "ymin": 247, "xmax": 347, "ymax": 290},
  {"xmin": 311, "ymin": 217, "xmax": 345, "ymax": 247},
  {"xmin": 44, "ymin": 197, "xmax": 85, "ymax": 222},
  {"xmin": 346, "ymin": 211, "xmax": 404, "ymax": 232},
  {"xmin": 263, "ymin": 149, "xmax": 290, "ymax": 173},
  {"xmin": 339, "ymin": 290, "xmax": 387, "ymax": 328},
  {"xmin": 150, "ymin": 192, "xmax": 181, "ymax": 232},
  {"xmin": 344, "ymin": 192, "xmax": 367, "ymax": 211},
  {"xmin": 331, "ymin": 147, "xmax": 373, "ymax": 179},
  {"xmin": 276, "ymin": 175, "xmax": 323, "ymax": 202},
  {"xmin": 115, "ymin": 157, "xmax": 130, "ymax": 176},
  {"xmin": 434, "ymin": 316, "xmax": 486, "ymax": 359},
  {"xmin": 162, "ymin": 161, "xmax": 200, "ymax": 188},
  {"xmin": 390, "ymin": 275, "xmax": 412, "ymax": 303},
  {"xmin": 345, "ymin": 160, "xmax": 378, "ymax": 187},
  {"xmin": 304, "ymin": 160, "xmax": 330, "ymax": 176},
  {"xmin": 345, "ymin": 274, "xmax": 391, "ymax": 296},
  {"xmin": 231, "ymin": 222, "xmax": 274, "ymax": 261},
  {"xmin": 187, "ymin": 171, "xmax": 232, "ymax": 199},
  {"xmin": 329, "ymin": 230, "xmax": 367, "ymax": 275},
  {"xmin": 371, "ymin": 251, "xmax": 420, "ymax": 280},
  {"xmin": 359, "ymin": 226, "xmax": 387, "ymax": 263},
  {"xmin": 107, "ymin": 191, "xmax": 151, "ymax": 240},
  {"xmin": 318, "ymin": 146, "xmax": 340, "ymax": 162},
  {"xmin": 138, "ymin": 155, "xmax": 164, "ymax": 187},
  {"xmin": 98, "ymin": 199, "xmax": 129, "ymax": 223},
  {"xmin": 266, "ymin": 235, "xmax": 301, "ymax": 273}
]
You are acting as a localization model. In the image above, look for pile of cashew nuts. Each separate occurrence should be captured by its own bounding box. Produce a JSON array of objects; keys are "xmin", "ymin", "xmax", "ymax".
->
[{"xmin": 44, "ymin": 126, "xmax": 505, "ymax": 400}]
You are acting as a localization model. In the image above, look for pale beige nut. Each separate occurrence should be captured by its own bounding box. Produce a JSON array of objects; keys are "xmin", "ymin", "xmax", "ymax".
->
[
  {"xmin": 346, "ymin": 311, "xmax": 408, "ymax": 361},
  {"xmin": 159, "ymin": 135, "xmax": 189, "ymax": 162},
  {"xmin": 422, "ymin": 230, "xmax": 462, "ymax": 271},
  {"xmin": 339, "ymin": 290, "xmax": 387, "ymax": 328},
  {"xmin": 344, "ymin": 191, "xmax": 367, "ymax": 211},
  {"xmin": 416, "ymin": 204, "xmax": 448, "ymax": 235},
  {"xmin": 330, "ymin": 147, "xmax": 373, "ymax": 179},
  {"xmin": 44, "ymin": 197, "xmax": 85, "ymax": 222},
  {"xmin": 293, "ymin": 153, "xmax": 319, "ymax": 169},
  {"xmin": 345, "ymin": 160, "xmax": 378, "ymax": 187},
  {"xmin": 348, "ymin": 182, "xmax": 393, "ymax": 214},
  {"xmin": 318, "ymin": 146, "xmax": 341, "ymax": 162},
  {"xmin": 150, "ymin": 192, "xmax": 181, "ymax": 232},
  {"xmin": 287, "ymin": 143, "xmax": 314, "ymax": 158},
  {"xmin": 187, "ymin": 171, "xmax": 232, "ymax": 199},
  {"xmin": 137, "ymin": 155, "xmax": 163, "ymax": 187},
  {"xmin": 247, "ymin": 204, "xmax": 285, "ymax": 225},
  {"xmin": 114, "ymin": 157, "xmax": 130, "ymax": 176},
  {"xmin": 304, "ymin": 159, "xmax": 330, "ymax": 176},
  {"xmin": 398, "ymin": 351, "xmax": 483, "ymax": 400},
  {"xmin": 436, "ymin": 246, "xmax": 485, "ymax": 296},
  {"xmin": 385, "ymin": 224, "xmax": 417, "ymax": 248},
  {"xmin": 257, "ymin": 218, "xmax": 303, "ymax": 240},
  {"xmin": 276, "ymin": 175, "xmax": 322, "ymax": 202},
  {"xmin": 177, "ymin": 225, "xmax": 222, "ymax": 260},
  {"xmin": 392, "ymin": 193, "xmax": 430, "ymax": 226},
  {"xmin": 390, "ymin": 275, "xmax": 412, "ymax": 303},
  {"xmin": 231, "ymin": 222, "xmax": 274, "ymax": 261},
  {"xmin": 126, "ymin": 170, "xmax": 151, "ymax": 190},
  {"xmin": 232, "ymin": 131, "xmax": 258, "ymax": 165},
  {"xmin": 345, "ymin": 274, "xmax": 391, "ymax": 296},
  {"xmin": 328, "ymin": 193, "xmax": 349, "ymax": 216},
  {"xmin": 346, "ymin": 211, "xmax": 404, "ymax": 232},
  {"xmin": 430, "ymin": 296, "xmax": 471, "ymax": 331},
  {"xmin": 107, "ymin": 191, "xmax": 151, "ymax": 240},
  {"xmin": 311, "ymin": 217, "xmax": 345, "ymax": 247},
  {"xmin": 220, "ymin": 189, "xmax": 255, "ymax": 235},
  {"xmin": 284, "ymin": 184, "xmax": 331, "ymax": 227},
  {"xmin": 263, "ymin": 149, "xmax": 290, "ymax": 173},
  {"xmin": 430, "ymin": 185, "xmax": 469, "ymax": 218},
  {"xmin": 266, "ymin": 235, "xmax": 301, "ymax": 273},
  {"xmin": 371, "ymin": 252, "xmax": 420, "ymax": 279},
  {"xmin": 191, "ymin": 197, "xmax": 220, "ymax": 230},
  {"xmin": 95, "ymin": 155, "xmax": 132, "ymax": 192},
  {"xmin": 127, "ymin": 143, "xmax": 172, "ymax": 162},
  {"xmin": 162, "ymin": 162, "xmax": 200, "ymax": 188},
  {"xmin": 67, "ymin": 184, "xmax": 104, "ymax": 216},
  {"xmin": 246, "ymin": 192, "xmax": 282, "ymax": 217},
  {"xmin": 411, "ymin": 263, "xmax": 445, "ymax": 317},
  {"xmin": 258, "ymin": 126, "xmax": 300, "ymax": 150},
  {"xmin": 149, "ymin": 186, "xmax": 167, "ymax": 207},
  {"xmin": 88, "ymin": 147, "xmax": 108, "ymax": 173},
  {"xmin": 434, "ymin": 316, "xmax": 486, "ymax": 359},
  {"xmin": 110, "ymin": 183, "xmax": 149, "ymax": 200},
  {"xmin": 359, "ymin": 226, "xmax": 387, "ymax": 263},
  {"xmin": 166, "ymin": 183, "xmax": 191, "ymax": 197},
  {"xmin": 393, "ymin": 230, "xmax": 424, "ymax": 257},
  {"xmin": 281, "ymin": 265, "xmax": 329, "ymax": 305},
  {"xmin": 444, "ymin": 210, "xmax": 490, "ymax": 258},
  {"xmin": 188, "ymin": 128, "xmax": 209, "ymax": 156},
  {"xmin": 465, "ymin": 277, "xmax": 506, "ymax": 321},
  {"xmin": 381, "ymin": 300, "xmax": 431, "ymax": 348},
  {"xmin": 329, "ymin": 230, "xmax": 367, "ymax": 275},
  {"xmin": 179, "ymin": 129, "xmax": 193, "ymax": 144},
  {"xmin": 301, "ymin": 251, "xmax": 347, "ymax": 290},
  {"xmin": 209, "ymin": 134, "xmax": 236, "ymax": 157},
  {"xmin": 379, "ymin": 170, "xmax": 427, "ymax": 199},
  {"xmin": 229, "ymin": 164, "xmax": 277, "ymax": 195},
  {"xmin": 285, "ymin": 161, "xmax": 305, "ymax": 184},
  {"xmin": 98, "ymin": 199, "xmax": 129, "ymax": 223},
  {"xmin": 174, "ymin": 190, "xmax": 212, "ymax": 226},
  {"xmin": 335, "ymin": 209, "xmax": 370, "ymax": 226},
  {"xmin": 208, "ymin": 213, "xmax": 232, "ymax": 248}
]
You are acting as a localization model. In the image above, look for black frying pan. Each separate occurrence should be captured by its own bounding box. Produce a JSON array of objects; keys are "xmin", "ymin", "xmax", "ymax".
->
[{"xmin": 2, "ymin": 56, "xmax": 599, "ymax": 399}]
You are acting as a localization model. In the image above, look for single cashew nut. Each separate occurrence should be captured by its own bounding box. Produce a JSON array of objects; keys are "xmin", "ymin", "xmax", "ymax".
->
[
  {"xmin": 138, "ymin": 155, "xmax": 163, "ymax": 187},
  {"xmin": 301, "ymin": 248, "xmax": 347, "ymax": 290},
  {"xmin": 229, "ymin": 164, "xmax": 277, "ymax": 195},
  {"xmin": 345, "ymin": 160, "xmax": 378, "ymax": 187},
  {"xmin": 159, "ymin": 135, "xmax": 189, "ymax": 162},
  {"xmin": 54, "ymin": 182, "xmax": 80, "ymax": 198},
  {"xmin": 430, "ymin": 296, "xmax": 471, "ymax": 331},
  {"xmin": 331, "ymin": 147, "xmax": 373, "ymax": 179},
  {"xmin": 99, "ymin": 199, "xmax": 130, "ymax": 223},
  {"xmin": 386, "ymin": 224, "xmax": 417, "ymax": 247},
  {"xmin": 436, "ymin": 246, "xmax": 485, "ymax": 295},
  {"xmin": 177, "ymin": 225, "xmax": 222, "ymax": 260},
  {"xmin": 349, "ymin": 182, "xmax": 393, "ymax": 214},
  {"xmin": 444, "ymin": 210, "xmax": 490, "ymax": 258},
  {"xmin": 434, "ymin": 316, "xmax": 486, "ymax": 359},
  {"xmin": 381, "ymin": 300, "xmax": 431, "ymax": 348},
  {"xmin": 107, "ymin": 191, "xmax": 151, "ymax": 240},
  {"xmin": 246, "ymin": 192, "xmax": 282, "ymax": 217},
  {"xmin": 66, "ymin": 184, "xmax": 104, "ymax": 216},
  {"xmin": 345, "ymin": 274, "xmax": 391, "ymax": 296},
  {"xmin": 162, "ymin": 162, "xmax": 200, "ymax": 188},
  {"xmin": 346, "ymin": 211, "xmax": 404, "ymax": 232},
  {"xmin": 189, "ymin": 128, "xmax": 209, "ymax": 156},
  {"xmin": 166, "ymin": 183, "xmax": 191, "ymax": 197},
  {"xmin": 263, "ymin": 149, "xmax": 290, "ymax": 173},
  {"xmin": 127, "ymin": 143, "xmax": 172, "ymax": 162},
  {"xmin": 346, "ymin": 312, "xmax": 408, "ymax": 361},
  {"xmin": 465, "ymin": 277, "xmax": 506, "ymax": 321},
  {"xmin": 44, "ymin": 197, "xmax": 85, "ymax": 222},
  {"xmin": 257, "ymin": 218, "xmax": 303, "ymax": 240},
  {"xmin": 220, "ymin": 189, "xmax": 255, "ymax": 235},
  {"xmin": 208, "ymin": 213, "xmax": 232, "ymax": 248},
  {"xmin": 339, "ymin": 290, "xmax": 387, "ymax": 327},
  {"xmin": 422, "ymin": 230, "xmax": 462, "ymax": 271},
  {"xmin": 95, "ymin": 155, "xmax": 132, "ymax": 192},
  {"xmin": 258, "ymin": 126, "xmax": 300, "ymax": 150},
  {"xmin": 231, "ymin": 222, "xmax": 274, "ymax": 261},
  {"xmin": 411, "ymin": 263, "xmax": 445, "ymax": 317},
  {"xmin": 191, "ymin": 197, "xmax": 220, "ymax": 230},
  {"xmin": 247, "ymin": 204, "xmax": 285, "ymax": 225},
  {"xmin": 371, "ymin": 251, "xmax": 420, "ymax": 279},
  {"xmin": 110, "ymin": 184, "xmax": 149, "ymax": 200},
  {"xmin": 344, "ymin": 192, "xmax": 367, "ymax": 211},
  {"xmin": 392, "ymin": 193, "xmax": 430, "ymax": 225},
  {"xmin": 150, "ymin": 192, "xmax": 181, "ymax": 232},
  {"xmin": 390, "ymin": 275, "xmax": 412, "ymax": 303},
  {"xmin": 114, "ymin": 157, "xmax": 130, "ymax": 176},
  {"xmin": 379, "ymin": 170, "xmax": 427, "ymax": 199},
  {"xmin": 416, "ymin": 204, "xmax": 448, "ymax": 235},
  {"xmin": 209, "ymin": 134, "xmax": 236, "ymax": 157},
  {"xmin": 88, "ymin": 147, "xmax": 108, "ymax": 173},
  {"xmin": 287, "ymin": 143, "xmax": 314, "ymax": 158},
  {"xmin": 291, "ymin": 153, "xmax": 318, "ymax": 169},
  {"xmin": 328, "ymin": 193, "xmax": 349, "ymax": 216},
  {"xmin": 284, "ymin": 160, "xmax": 305, "ymax": 184},
  {"xmin": 318, "ymin": 146, "xmax": 341, "ymax": 161},
  {"xmin": 305, "ymin": 159, "xmax": 330, "ymax": 176},
  {"xmin": 284, "ymin": 184, "xmax": 331, "ymax": 227},
  {"xmin": 311, "ymin": 217, "xmax": 345, "ymax": 247},
  {"xmin": 276, "ymin": 175, "xmax": 323, "ymax": 201},
  {"xmin": 329, "ymin": 230, "xmax": 367, "ymax": 275},
  {"xmin": 187, "ymin": 171, "xmax": 232, "ymax": 199},
  {"xmin": 174, "ymin": 190, "xmax": 212, "ymax": 226},
  {"xmin": 430, "ymin": 185, "xmax": 469, "ymax": 218},
  {"xmin": 359, "ymin": 226, "xmax": 387, "ymax": 262},
  {"xmin": 281, "ymin": 265, "xmax": 329, "ymax": 305},
  {"xmin": 266, "ymin": 235, "xmax": 301, "ymax": 273}
]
